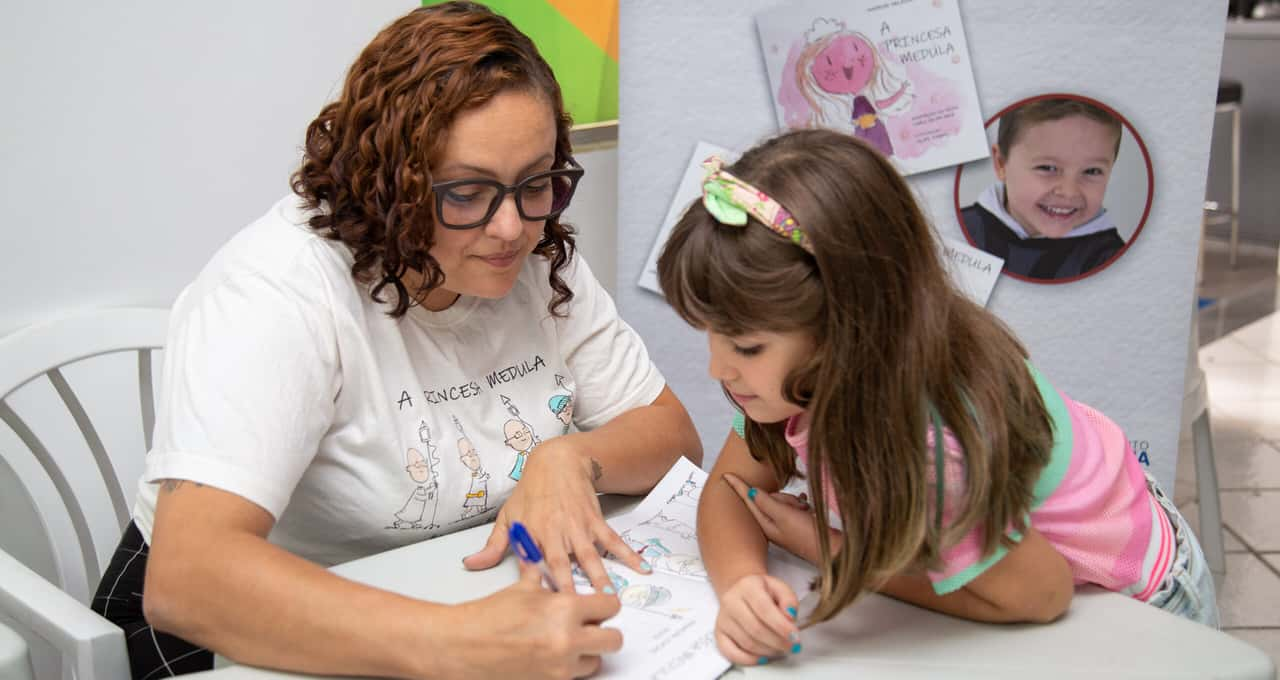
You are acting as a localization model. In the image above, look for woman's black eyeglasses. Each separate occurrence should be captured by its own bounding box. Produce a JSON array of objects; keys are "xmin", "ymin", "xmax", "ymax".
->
[{"xmin": 431, "ymin": 158, "xmax": 584, "ymax": 230}]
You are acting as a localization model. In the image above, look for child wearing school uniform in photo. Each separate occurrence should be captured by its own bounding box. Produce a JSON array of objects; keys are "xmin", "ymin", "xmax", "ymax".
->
[
  {"xmin": 656, "ymin": 128, "xmax": 1218, "ymax": 666},
  {"xmin": 961, "ymin": 98, "xmax": 1127, "ymax": 281}
]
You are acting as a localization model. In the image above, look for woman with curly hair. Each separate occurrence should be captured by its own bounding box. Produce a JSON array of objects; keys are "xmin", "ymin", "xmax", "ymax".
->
[{"xmin": 90, "ymin": 3, "xmax": 701, "ymax": 678}]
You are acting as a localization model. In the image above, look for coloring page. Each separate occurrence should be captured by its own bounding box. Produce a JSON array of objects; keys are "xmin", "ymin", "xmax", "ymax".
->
[{"xmin": 581, "ymin": 457, "xmax": 818, "ymax": 679}]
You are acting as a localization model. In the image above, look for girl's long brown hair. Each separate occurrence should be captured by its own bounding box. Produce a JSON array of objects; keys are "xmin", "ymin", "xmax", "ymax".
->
[
  {"xmin": 291, "ymin": 1, "xmax": 576, "ymax": 317},
  {"xmin": 657, "ymin": 129, "xmax": 1053, "ymax": 624}
]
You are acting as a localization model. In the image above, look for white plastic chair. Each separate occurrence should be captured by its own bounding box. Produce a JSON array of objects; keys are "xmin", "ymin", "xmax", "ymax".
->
[
  {"xmin": 0, "ymin": 307, "xmax": 169, "ymax": 680},
  {"xmin": 0, "ymin": 617, "xmax": 36, "ymax": 680}
]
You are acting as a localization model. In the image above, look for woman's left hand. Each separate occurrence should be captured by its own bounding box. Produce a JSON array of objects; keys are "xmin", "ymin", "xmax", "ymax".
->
[
  {"xmin": 722, "ymin": 473, "xmax": 843, "ymax": 565},
  {"xmin": 463, "ymin": 437, "xmax": 650, "ymax": 592}
]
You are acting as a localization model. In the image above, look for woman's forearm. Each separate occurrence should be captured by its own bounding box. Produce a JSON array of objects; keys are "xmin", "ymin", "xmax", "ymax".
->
[
  {"xmin": 564, "ymin": 385, "xmax": 702, "ymax": 495},
  {"xmin": 147, "ymin": 527, "xmax": 449, "ymax": 678},
  {"xmin": 145, "ymin": 482, "xmax": 478, "ymax": 679}
]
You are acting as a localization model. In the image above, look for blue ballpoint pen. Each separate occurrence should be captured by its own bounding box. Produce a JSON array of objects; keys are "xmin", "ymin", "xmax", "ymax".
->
[{"xmin": 508, "ymin": 521, "xmax": 559, "ymax": 592}]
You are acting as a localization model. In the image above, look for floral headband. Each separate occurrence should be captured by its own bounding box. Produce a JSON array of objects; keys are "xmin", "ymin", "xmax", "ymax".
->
[{"xmin": 700, "ymin": 156, "xmax": 814, "ymax": 255}]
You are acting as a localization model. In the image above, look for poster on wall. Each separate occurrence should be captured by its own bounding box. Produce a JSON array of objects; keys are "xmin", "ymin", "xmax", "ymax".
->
[
  {"xmin": 756, "ymin": 0, "xmax": 989, "ymax": 176},
  {"xmin": 637, "ymin": 141, "xmax": 733, "ymax": 295},
  {"xmin": 953, "ymin": 93, "xmax": 1154, "ymax": 284},
  {"xmin": 424, "ymin": 0, "xmax": 618, "ymax": 125}
]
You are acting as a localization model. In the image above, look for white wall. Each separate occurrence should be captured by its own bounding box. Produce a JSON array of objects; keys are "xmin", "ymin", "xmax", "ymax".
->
[
  {"xmin": 1, "ymin": 1, "xmax": 419, "ymax": 338},
  {"xmin": 0, "ymin": 1, "xmax": 617, "ymax": 341}
]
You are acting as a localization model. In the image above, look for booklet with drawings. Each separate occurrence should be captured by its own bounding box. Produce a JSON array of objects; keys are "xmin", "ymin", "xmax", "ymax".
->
[
  {"xmin": 755, "ymin": 0, "xmax": 990, "ymax": 177},
  {"xmin": 582, "ymin": 457, "xmax": 817, "ymax": 679}
]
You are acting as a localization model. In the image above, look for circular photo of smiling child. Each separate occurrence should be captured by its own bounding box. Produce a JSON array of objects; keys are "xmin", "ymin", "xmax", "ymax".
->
[{"xmin": 953, "ymin": 94, "xmax": 1152, "ymax": 284}]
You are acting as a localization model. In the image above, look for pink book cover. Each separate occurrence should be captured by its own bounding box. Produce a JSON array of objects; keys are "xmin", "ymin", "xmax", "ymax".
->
[{"xmin": 756, "ymin": 0, "xmax": 989, "ymax": 176}]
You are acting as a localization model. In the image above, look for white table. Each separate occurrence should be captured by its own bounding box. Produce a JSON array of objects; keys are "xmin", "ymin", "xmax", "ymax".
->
[{"xmin": 189, "ymin": 496, "xmax": 1274, "ymax": 680}]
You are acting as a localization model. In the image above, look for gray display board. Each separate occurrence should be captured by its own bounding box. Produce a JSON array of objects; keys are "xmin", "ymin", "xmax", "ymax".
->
[{"xmin": 618, "ymin": 0, "xmax": 1227, "ymax": 490}]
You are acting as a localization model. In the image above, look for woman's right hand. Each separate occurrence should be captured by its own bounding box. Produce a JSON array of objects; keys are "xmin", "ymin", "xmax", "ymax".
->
[
  {"xmin": 713, "ymin": 573, "xmax": 801, "ymax": 667},
  {"xmin": 444, "ymin": 564, "xmax": 623, "ymax": 679}
]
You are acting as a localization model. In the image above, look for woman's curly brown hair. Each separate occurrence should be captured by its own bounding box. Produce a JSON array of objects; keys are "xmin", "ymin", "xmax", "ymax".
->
[{"xmin": 290, "ymin": 1, "xmax": 577, "ymax": 317}]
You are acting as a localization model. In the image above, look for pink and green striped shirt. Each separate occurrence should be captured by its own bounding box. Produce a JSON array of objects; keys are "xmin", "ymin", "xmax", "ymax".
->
[{"xmin": 734, "ymin": 364, "xmax": 1175, "ymax": 600}]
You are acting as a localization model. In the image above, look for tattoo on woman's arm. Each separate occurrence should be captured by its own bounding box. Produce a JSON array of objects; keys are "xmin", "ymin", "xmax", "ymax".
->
[
  {"xmin": 159, "ymin": 479, "xmax": 204, "ymax": 493},
  {"xmin": 590, "ymin": 458, "xmax": 604, "ymax": 484}
]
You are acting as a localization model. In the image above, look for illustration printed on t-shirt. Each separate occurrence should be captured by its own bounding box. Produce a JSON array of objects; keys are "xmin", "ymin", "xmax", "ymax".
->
[
  {"xmin": 390, "ymin": 421, "xmax": 442, "ymax": 530},
  {"xmin": 453, "ymin": 415, "xmax": 492, "ymax": 519},
  {"xmin": 387, "ymin": 353, "xmax": 582, "ymax": 529},
  {"xmin": 547, "ymin": 374, "xmax": 576, "ymax": 434},
  {"xmin": 500, "ymin": 395, "xmax": 542, "ymax": 481}
]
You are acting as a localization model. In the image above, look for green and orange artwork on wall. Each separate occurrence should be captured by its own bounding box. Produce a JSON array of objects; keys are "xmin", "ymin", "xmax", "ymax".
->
[{"xmin": 423, "ymin": 0, "xmax": 618, "ymax": 126}]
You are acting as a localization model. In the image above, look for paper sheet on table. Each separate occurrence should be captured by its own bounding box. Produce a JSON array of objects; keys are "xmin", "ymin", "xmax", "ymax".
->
[{"xmin": 581, "ymin": 457, "xmax": 817, "ymax": 679}]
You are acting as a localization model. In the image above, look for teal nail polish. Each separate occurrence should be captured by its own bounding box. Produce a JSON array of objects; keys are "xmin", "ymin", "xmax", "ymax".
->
[
  {"xmin": 757, "ymin": 656, "xmax": 769, "ymax": 666},
  {"xmin": 747, "ymin": 487, "xmax": 758, "ymax": 500},
  {"xmin": 791, "ymin": 643, "xmax": 803, "ymax": 654},
  {"xmin": 787, "ymin": 606, "xmax": 798, "ymax": 619},
  {"xmin": 602, "ymin": 585, "xmax": 616, "ymax": 595},
  {"xmin": 640, "ymin": 559, "xmax": 652, "ymax": 571}
]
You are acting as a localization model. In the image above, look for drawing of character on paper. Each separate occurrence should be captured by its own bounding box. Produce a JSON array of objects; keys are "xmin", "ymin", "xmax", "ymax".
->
[
  {"xmin": 787, "ymin": 18, "xmax": 913, "ymax": 157},
  {"xmin": 643, "ymin": 512, "xmax": 696, "ymax": 541},
  {"xmin": 618, "ymin": 584, "xmax": 676, "ymax": 616},
  {"xmin": 454, "ymin": 416, "xmax": 491, "ymax": 519},
  {"xmin": 758, "ymin": 0, "xmax": 991, "ymax": 176},
  {"xmin": 390, "ymin": 424, "xmax": 441, "ymax": 530},
  {"xmin": 500, "ymin": 395, "xmax": 540, "ymax": 481},
  {"xmin": 668, "ymin": 473, "xmax": 702, "ymax": 510},
  {"xmin": 624, "ymin": 535, "xmax": 672, "ymax": 562},
  {"xmin": 620, "ymin": 515, "xmax": 708, "ymax": 579},
  {"xmin": 572, "ymin": 565, "xmax": 629, "ymax": 593}
]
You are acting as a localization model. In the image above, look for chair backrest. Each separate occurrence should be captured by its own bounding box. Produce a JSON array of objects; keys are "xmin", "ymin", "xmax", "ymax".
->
[
  {"xmin": 0, "ymin": 617, "xmax": 36, "ymax": 680},
  {"xmin": 0, "ymin": 307, "xmax": 168, "ymax": 606}
]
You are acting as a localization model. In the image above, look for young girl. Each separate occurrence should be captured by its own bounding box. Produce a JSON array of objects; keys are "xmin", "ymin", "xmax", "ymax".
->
[{"xmin": 655, "ymin": 129, "xmax": 1218, "ymax": 665}]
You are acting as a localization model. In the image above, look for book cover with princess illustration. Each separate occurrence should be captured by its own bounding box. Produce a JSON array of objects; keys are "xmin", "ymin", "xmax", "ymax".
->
[{"xmin": 756, "ymin": 0, "xmax": 989, "ymax": 176}]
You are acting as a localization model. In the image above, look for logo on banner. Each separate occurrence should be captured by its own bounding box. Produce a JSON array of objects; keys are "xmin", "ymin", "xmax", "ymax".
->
[{"xmin": 1129, "ymin": 439, "xmax": 1151, "ymax": 467}]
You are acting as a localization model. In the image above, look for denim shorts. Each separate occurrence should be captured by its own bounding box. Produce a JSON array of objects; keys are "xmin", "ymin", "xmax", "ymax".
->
[{"xmin": 1143, "ymin": 473, "xmax": 1221, "ymax": 628}]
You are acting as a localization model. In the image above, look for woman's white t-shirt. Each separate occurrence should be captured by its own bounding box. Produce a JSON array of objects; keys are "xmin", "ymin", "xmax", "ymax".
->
[{"xmin": 133, "ymin": 195, "xmax": 665, "ymax": 566}]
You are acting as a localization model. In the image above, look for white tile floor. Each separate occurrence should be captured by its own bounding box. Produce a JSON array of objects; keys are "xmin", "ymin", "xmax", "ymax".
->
[{"xmin": 1178, "ymin": 308, "xmax": 1280, "ymax": 668}]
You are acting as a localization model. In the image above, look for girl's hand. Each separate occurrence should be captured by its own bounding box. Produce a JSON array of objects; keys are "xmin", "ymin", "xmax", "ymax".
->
[
  {"xmin": 463, "ymin": 437, "xmax": 650, "ymax": 592},
  {"xmin": 444, "ymin": 563, "xmax": 624, "ymax": 679},
  {"xmin": 723, "ymin": 473, "xmax": 843, "ymax": 565},
  {"xmin": 714, "ymin": 573, "xmax": 801, "ymax": 666}
]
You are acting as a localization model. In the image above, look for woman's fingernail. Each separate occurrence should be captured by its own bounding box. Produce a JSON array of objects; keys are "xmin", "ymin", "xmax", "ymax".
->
[
  {"xmin": 640, "ymin": 559, "xmax": 652, "ymax": 571},
  {"xmin": 791, "ymin": 643, "xmax": 803, "ymax": 654},
  {"xmin": 602, "ymin": 585, "xmax": 616, "ymax": 595},
  {"xmin": 747, "ymin": 487, "xmax": 758, "ymax": 500},
  {"xmin": 787, "ymin": 606, "xmax": 798, "ymax": 619},
  {"xmin": 757, "ymin": 656, "xmax": 770, "ymax": 666}
]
